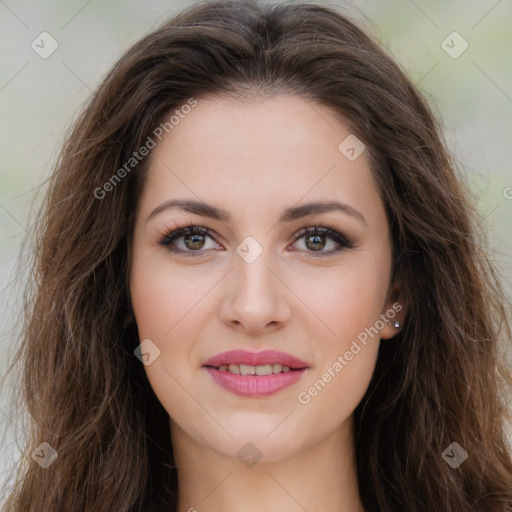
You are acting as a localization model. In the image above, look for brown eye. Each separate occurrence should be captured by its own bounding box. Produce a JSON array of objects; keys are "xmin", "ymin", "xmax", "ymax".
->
[
  {"xmin": 159, "ymin": 225, "xmax": 219, "ymax": 256},
  {"xmin": 304, "ymin": 233, "xmax": 327, "ymax": 251},
  {"xmin": 291, "ymin": 226, "xmax": 353, "ymax": 256},
  {"xmin": 183, "ymin": 233, "xmax": 206, "ymax": 250}
]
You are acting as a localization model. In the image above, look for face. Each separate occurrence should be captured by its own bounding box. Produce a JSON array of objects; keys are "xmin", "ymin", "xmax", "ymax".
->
[{"xmin": 129, "ymin": 94, "xmax": 400, "ymax": 462}]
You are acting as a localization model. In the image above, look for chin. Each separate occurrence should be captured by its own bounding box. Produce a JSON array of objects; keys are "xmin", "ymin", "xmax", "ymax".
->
[{"xmin": 197, "ymin": 418, "xmax": 316, "ymax": 464}]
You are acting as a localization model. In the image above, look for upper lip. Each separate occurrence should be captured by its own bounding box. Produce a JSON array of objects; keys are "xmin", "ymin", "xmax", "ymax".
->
[{"xmin": 203, "ymin": 349, "xmax": 310, "ymax": 370}]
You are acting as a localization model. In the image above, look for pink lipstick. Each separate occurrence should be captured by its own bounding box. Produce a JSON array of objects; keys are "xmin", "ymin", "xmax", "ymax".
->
[{"xmin": 203, "ymin": 349, "xmax": 309, "ymax": 397}]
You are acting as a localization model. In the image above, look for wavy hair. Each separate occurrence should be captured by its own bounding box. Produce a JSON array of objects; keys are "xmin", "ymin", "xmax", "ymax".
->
[{"xmin": 2, "ymin": 1, "xmax": 512, "ymax": 510}]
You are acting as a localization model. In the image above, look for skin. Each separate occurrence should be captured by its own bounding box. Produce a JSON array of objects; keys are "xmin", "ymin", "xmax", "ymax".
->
[{"xmin": 129, "ymin": 94, "xmax": 404, "ymax": 512}]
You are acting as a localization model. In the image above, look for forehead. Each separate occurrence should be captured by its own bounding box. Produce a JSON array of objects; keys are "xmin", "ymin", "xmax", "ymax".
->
[
  {"xmin": 140, "ymin": 94, "xmax": 385, "ymax": 231},
  {"xmin": 150, "ymin": 94, "xmax": 354, "ymax": 170}
]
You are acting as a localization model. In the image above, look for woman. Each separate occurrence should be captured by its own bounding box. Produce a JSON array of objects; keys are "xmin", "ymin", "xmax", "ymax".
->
[{"xmin": 2, "ymin": 1, "xmax": 512, "ymax": 510}]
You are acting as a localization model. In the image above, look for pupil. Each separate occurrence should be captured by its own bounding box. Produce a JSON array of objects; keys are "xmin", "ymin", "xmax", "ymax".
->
[
  {"xmin": 306, "ymin": 234, "xmax": 325, "ymax": 251},
  {"xmin": 185, "ymin": 234, "xmax": 204, "ymax": 249}
]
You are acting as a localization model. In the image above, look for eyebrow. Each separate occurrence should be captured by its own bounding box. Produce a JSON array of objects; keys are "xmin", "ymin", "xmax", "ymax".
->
[{"xmin": 146, "ymin": 198, "xmax": 368, "ymax": 228}]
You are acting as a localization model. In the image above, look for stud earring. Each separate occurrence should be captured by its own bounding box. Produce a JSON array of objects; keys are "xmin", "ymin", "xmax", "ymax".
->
[{"xmin": 393, "ymin": 321, "xmax": 400, "ymax": 328}]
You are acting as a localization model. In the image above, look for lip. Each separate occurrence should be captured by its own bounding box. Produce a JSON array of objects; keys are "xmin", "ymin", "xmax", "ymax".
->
[
  {"xmin": 202, "ymin": 349, "xmax": 310, "ymax": 369},
  {"xmin": 202, "ymin": 349, "xmax": 310, "ymax": 398},
  {"xmin": 205, "ymin": 367, "xmax": 307, "ymax": 397}
]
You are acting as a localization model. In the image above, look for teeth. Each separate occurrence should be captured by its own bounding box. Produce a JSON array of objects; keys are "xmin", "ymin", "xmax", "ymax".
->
[
  {"xmin": 228, "ymin": 364, "xmax": 240, "ymax": 374},
  {"xmin": 217, "ymin": 364, "xmax": 293, "ymax": 375},
  {"xmin": 240, "ymin": 364, "xmax": 256, "ymax": 375},
  {"xmin": 255, "ymin": 364, "xmax": 273, "ymax": 376}
]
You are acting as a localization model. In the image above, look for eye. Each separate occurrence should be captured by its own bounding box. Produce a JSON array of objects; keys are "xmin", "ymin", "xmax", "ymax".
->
[
  {"xmin": 158, "ymin": 223, "xmax": 353, "ymax": 257},
  {"xmin": 158, "ymin": 224, "xmax": 220, "ymax": 256},
  {"xmin": 290, "ymin": 226, "xmax": 353, "ymax": 257}
]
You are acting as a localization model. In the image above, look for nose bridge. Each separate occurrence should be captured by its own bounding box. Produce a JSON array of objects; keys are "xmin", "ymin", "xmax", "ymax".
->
[
  {"xmin": 233, "ymin": 238, "xmax": 278, "ymax": 301},
  {"xmin": 222, "ymin": 235, "xmax": 290, "ymax": 331}
]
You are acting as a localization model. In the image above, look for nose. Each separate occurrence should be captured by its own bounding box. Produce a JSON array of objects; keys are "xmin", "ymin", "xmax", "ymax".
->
[{"xmin": 219, "ymin": 248, "xmax": 292, "ymax": 335}]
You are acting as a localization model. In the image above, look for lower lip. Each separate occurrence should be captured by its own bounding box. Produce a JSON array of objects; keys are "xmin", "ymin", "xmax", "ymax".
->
[{"xmin": 204, "ymin": 367, "xmax": 307, "ymax": 397}]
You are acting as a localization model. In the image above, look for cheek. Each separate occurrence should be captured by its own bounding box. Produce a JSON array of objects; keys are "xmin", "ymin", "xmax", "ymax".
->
[
  {"xmin": 299, "ymin": 255, "xmax": 390, "ymax": 352},
  {"xmin": 293, "ymin": 254, "xmax": 388, "ymax": 419},
  {"xmin": 129, "ymin": 251, "xmax": 216, "ymax": 411},
  {"xmin": 297, "ymin": 344, "xmax": 379, "ymax": 436},
  {"xmin": 129, "ymin": 261, "xmax": 205, "ymax": 433},
  {"xmin": 296, "ymin": 274, "xmax": 383, "ymax": 425},
  {"xmin": 129, "ymin": 250, "xmax": 211, "ymax": 340},
  {"xmin": 129, "ymin": 257, "xmax": 203, "ymax": 377},
  {"xmin": 129, "ymin": 258, "xmax": 175, "ymax": 333}
]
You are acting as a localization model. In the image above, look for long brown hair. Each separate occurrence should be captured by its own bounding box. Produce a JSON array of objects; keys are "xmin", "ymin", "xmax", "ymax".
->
[{"xmin": 2, "ymin": 1, "xmax": 512, "ymax": 510}]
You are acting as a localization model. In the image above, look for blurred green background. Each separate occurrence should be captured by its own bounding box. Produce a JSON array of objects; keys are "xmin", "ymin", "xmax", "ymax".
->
[{"xmin": 1, "ymin": 0, "xmax": 511, "ymax": 497}]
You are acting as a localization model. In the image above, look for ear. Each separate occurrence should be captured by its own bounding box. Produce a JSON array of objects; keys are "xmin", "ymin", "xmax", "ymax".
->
[{"xmin": 380, "ymin": 276, "xmax": 407, "ymax": 340}]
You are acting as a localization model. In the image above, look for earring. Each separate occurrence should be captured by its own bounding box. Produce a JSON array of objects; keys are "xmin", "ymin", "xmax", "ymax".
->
[{"xmin": 393, "ymin": 321, "xmax": 400, "ymax": 328}]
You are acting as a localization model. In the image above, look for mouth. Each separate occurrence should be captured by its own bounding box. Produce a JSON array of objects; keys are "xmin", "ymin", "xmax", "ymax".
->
[
  {"xmin": 202, "ymin": 349, "xmax": 309, "ymax": 370},
  {"xmin": 206, "ymin": 363, "xmax": 297, "ymax": 375},
  {"xmin": 202, "ymin": 349, "xmax": 309, "ymax": 397}
]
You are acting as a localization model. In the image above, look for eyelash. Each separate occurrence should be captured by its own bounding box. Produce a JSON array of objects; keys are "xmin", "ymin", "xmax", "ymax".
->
[{"xmin": 157, "ymin": 222, "xmax": 354, "ymax": 258}]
